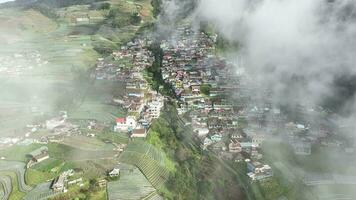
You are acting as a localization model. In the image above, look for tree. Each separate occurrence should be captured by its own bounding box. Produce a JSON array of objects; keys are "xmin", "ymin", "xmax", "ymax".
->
[
  {"xmin": 99, "ymin": 2, "xmax": 110, "ymax": 10},
  {"xmin": 200, "ymin": 84, "xmax": 212, "ymax": 95},
  {"xmin": 130, "ymin": 12, "xmax": 141, "ymax": 25}
]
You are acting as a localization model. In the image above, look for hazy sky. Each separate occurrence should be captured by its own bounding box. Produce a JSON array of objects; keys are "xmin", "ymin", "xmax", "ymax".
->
[{"xmin": 0, "ymin": 0, "xmax": 14, "ymax": 3}]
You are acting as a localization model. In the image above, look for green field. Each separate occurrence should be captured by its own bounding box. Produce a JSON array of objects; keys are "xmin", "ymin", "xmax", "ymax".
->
[
  {"xmin": 60, "ymin": 135, "xmax": 115, "ymax": 151},
  {"xmin": 107, "ymin": 167, "xmax": 157, "ymax": 200},
  {"xmin": 119, "ymin": 141, "xmax": 170, "ymax": 188}
]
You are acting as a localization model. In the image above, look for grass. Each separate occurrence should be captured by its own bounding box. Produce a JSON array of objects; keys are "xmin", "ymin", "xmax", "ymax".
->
[
  {"xmin": 25, "ymin": 169, "xmax": 57, "ymax": 186},
  {"xmin": 32, "ymin": 158, "xmax": 63, "ymax": 172},
  {"xmin": 89, "ymin": 189, "xmax": 107, "ymax": 200},
  {"xmin": 60, "ymin": 135, "xmax": 114, "ymax": 151},
  {"xmin": 48, "ymin": 143, "xmax": 117, "ymax": 161},
  {"xmin": 0, "ymin": 144, "xmax": 42, "ymax": 162},
  {"xmin": 97, "ymin": 131, "xmax": 129, "ymax": 144}
]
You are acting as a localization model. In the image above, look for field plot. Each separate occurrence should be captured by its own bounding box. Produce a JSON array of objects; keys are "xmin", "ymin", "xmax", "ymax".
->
[
  {"xmin": 107, "ymin": 167, "xmax": 157, "ymax": 200},
  {"xmin": 69, "ymin": 80, "xmax": 126, "ymax": 123},
  {"xmin": 48, "ymin": 143, "xmax": 117, "ymax": 161},
  {"xmin": 119, "ymin": 141, "xmax": 169, "ymax": 188},
  {"xmin": 23, "ymin": 182, "xmax": 58, "ymax": 200},
  {"xmin": 123, "ymin": 141, "xmax": 164, "ymax": 165},
  {"xmin": 60, "ymin": 135, "xmax": 115, "ymax": 151},
  {"xmin": 0, "ymin": 172, "xmax": 25, "ymax": 200},
  {"xmin": 0, "ymin": 161, "xmax": 33, "ymax": 200},
  {"xmin": 0, "ymin": 175, "xmax": 11, "ymax": 200}
]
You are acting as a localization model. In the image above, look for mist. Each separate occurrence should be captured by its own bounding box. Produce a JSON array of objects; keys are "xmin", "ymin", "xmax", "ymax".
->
[
  {"xmin": 195, "ymin": 0, "xmax": 356, "ymax": 110},
  {"xmin": 154, "ymin": 0, "xmax": 356, "ymax": 198}
]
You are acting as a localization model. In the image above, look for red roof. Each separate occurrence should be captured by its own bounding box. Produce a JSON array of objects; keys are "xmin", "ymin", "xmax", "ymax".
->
[{"xmin": 116, "ymin": 118, "xmax": 126, "ymax": 123}]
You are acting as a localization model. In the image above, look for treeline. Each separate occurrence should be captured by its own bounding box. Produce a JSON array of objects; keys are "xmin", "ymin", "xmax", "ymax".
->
[
  {"xmin": 106, "ymin": 8, "xmax": 142, "ymax": 28},
  {"xmin": 146, "ymin": 42, "xmax": 176, "ymax": 97},
  {"xmin": 151, "ymin": 0, "xmax": 162, "ymax": 18}
]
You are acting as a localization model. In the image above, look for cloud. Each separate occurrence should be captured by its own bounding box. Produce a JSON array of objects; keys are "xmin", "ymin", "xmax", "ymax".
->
[{"xmin": 194, "ymin": 0, "xmax": 356, "ymax": 109}]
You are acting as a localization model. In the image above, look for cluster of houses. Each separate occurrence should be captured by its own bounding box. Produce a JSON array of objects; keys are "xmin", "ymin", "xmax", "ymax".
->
[
  {"xmin": 158, "ymin": 25, "xmax": 275, "ymax": 181},
  {"xmin": 93, "ymin": 38, "xmax": 165, "ymax": 138},
  {"xmin": 91, "ymin": 38, "xmax": 153, "ymax": 81},
  {"xmin": 157, "ymin": 25, "xmax": 355, "ymax": 182},
  {"xmin": 0, "ymin": 50, "xmax": 48, "ymax": 76}
]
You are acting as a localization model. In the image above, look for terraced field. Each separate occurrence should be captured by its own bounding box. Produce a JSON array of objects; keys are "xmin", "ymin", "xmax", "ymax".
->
[
  {"xmin": 23, "ymin": 182, "xmax": 59, "ymax": 200},
  {"xmin": 0, "ymin": 176, "xmax": 11, "ymax": 200},
  {"xmin": 119, "ymin": 141, "xmax": 169, "ymax": 188},
  {"xmin": 107, "ymin": 168, "xmax": 157, "ymax": 200},
  {"xmin": 123, "ymin": 141, "xmax": 164, "ymax": 165}
]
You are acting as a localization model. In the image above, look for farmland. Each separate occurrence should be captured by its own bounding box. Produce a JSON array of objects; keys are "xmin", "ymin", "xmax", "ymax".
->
[
  {"xmin": 0, "ymin": 0, "xmax": 154, "ymax": 136},
  {"xmin": 119, "ymin": 141, "xmax": 170, "ymax": 188},
  {"xmin": 107, "ymin": 167, "xmax": 158, "ymax": 200}
]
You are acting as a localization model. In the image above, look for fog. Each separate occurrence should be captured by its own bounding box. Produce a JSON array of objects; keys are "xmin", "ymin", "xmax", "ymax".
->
[
  {"xmin": 195, "ymin": 0, "xmax": 356, "ymax": 109},
  {"xmin": 156, "ymin": 0, "xmax": 356, "ymax": 198},
  {"xmin": 0, "ymin": 0, "xmax": 14, "ymax": 3}
]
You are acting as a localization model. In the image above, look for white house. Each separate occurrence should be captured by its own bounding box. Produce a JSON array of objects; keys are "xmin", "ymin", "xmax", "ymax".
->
[
  {"xmin": 109, "ymin": 168, "xmax": 120, "ymax": 177},
  {"xmin": 114, "ymin": 116, "xmax": 137, "ymax": 132},
  {"xmin": 147, "ymin": 98, "xmax": 164, "ymax": 119}
]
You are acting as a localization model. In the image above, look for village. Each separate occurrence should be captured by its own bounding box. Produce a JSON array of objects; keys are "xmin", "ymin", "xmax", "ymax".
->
[
  {"xmin": 0, "ymin": 18, "xmax": 354, "ymax": 200},
  {"xmin": 0, "ymin": 25, "xmax": 353, "ymax": 200}
]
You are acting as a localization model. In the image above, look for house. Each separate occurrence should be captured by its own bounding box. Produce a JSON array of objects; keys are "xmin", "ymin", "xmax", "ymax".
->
[
  {"xmin": 109, "ymin": 168, "xmax": 120, "ymax": 177},
  {"xmin": 114, "ymin": 116, "xmax": 137, "ymax": 132},
  {"xmin": 203, "ymin": 137, "xmax": 213, "ymax": 149},
  {"xmin": 246, "ymin": 160, "xmax": 273, "ymax": 181},
  {"xmin": 131, "ymin": 128, "xmax": 147, "ymax": 138},
  {"xmin": 251, "ymin": 134, "xmax": 265, "ymax": 147},
  {"xmin": 191, "ymin": 86, "xmax": 200, "ymax": 94},
  {"xmin": 98, "ymin": 179, "xmax": 107, "ymax": 188},
  {"xmin": 147, "ymin": 98, "xmax": 164, "ymax": 119},
  {"xmin": 212, "ymin": 141, "xmax": 226, "ymax": 151},
  {"xmin": 211, "ymin": 134, "xmax": 222, "ymax": 142},
  {"xmin": 51, "ymin": 173, "xmax": 67, "ymax": 192},
  {"xmin": 195, "ymin": 127, "xmax": 209, "ymax": 137},
  {"xmin": 229, "ymin": 140, "xmax": 242, "ymax": 153},
  {"xmin": 27, "ymin": 146, "xmax": 49, "ymax": 168}
]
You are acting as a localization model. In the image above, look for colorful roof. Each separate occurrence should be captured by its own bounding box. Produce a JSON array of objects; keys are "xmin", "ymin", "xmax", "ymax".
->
[{"xmin": 116, "ymin": 118, "xmax": 126, "ymax": 123}]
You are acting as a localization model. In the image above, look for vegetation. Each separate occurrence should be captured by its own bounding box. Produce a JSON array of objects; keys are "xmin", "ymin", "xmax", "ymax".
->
[
  {"xmin": 146, "ymin": 43, "xmax": 176, "ymax": 97},
  {"xmin": 97, "ymin": 130, "xmax": 129, "ymax": 144},
  {"xmin": 119, "ymin": 141, "xmax": 170, "ymax": 188},
  {"xmin": 215, "ymin": 34, "xmax": 240, "ymax": 53},
  {"xmin": 151, "ymin": 0, "xmax": 162, "ymax": 18},
  {"xmin": 107, "ymin": 168, "xmax": 156, "ymax": 200},
  {"xmin": 200, "ymin": 84, "xmax": 212, "ymax": 96},
  {"xmin": 146, "ymin": 103, "xmax": 246, "ymax": 200}
]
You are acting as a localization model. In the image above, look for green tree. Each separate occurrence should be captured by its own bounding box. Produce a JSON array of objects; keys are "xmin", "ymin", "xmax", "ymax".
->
[{"xmin": 200, "ymin": 84, "xmax": 212, "ymax": 95}]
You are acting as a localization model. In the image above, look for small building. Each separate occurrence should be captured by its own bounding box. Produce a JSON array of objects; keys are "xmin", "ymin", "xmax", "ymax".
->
[
  {"xmin": 109, "ymin": 168, "xmax": 120, "ymax": 177},
  {"xmin": 195, "ymin": 127, "xmax": 209, "ymax": 137},
  {"xmin": 246, "ymin": 160, "xmax": 273, "ymax": 181},
  {"xmin": 229, "ymin": 140, "xmax": 242, "ymax": 153},
  {"xmin": 131, "ymin": 128, "xmax": 147, "ymax": 138},
  {"xmin": 51, "ymin": 173, "xmax": 67, "ymax": 192},
  {"xmin": 211, "ymin": 134, "xmax": 222, "ymax": 142},
  {"xmin": 27, "ymin": 146, "xmax": 49, "ymax": 168},
  {"xmin": 98, "ymin": 179, "xmax": 107, "ymax": 188},
  {"xmin": 114, "ymin": 116, "xmax": 137, "ymax": 132}
]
